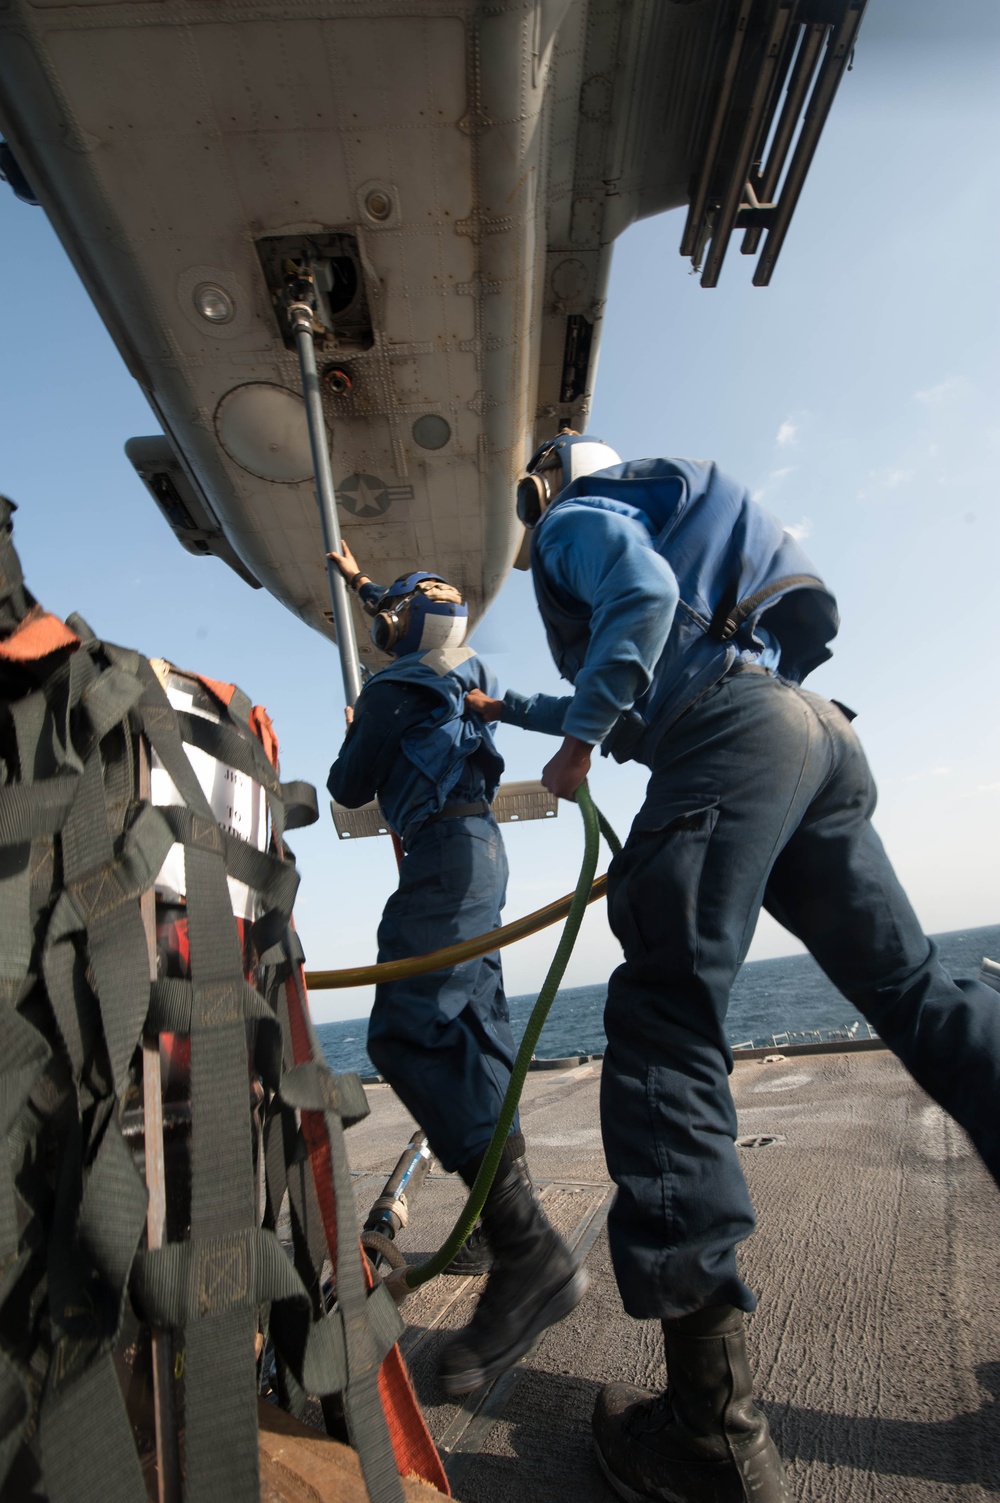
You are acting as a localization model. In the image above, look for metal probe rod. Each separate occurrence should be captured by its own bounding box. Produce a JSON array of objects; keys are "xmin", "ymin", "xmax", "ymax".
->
[{"xmin": 287, "ymin": 289, "xmax": 363, "ymax": 706}]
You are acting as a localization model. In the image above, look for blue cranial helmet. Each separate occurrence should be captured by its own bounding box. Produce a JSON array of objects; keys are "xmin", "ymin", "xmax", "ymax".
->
[
  {"xmin": 515, "ymin": 432, "xmax": 622, "ymax": 528},
  {"xmin": 370, "ymin": 571, "xmax": 468, "ymax": 656}
]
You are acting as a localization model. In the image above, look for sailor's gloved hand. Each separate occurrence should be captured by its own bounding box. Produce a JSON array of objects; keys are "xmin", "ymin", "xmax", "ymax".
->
[
  {"xmin": 465, "ymin": 688, "xmax": 504, "ymax": 722},
  {"xmin": 542, "ymin": 735, "xmax": 593, "ymax": 800}
]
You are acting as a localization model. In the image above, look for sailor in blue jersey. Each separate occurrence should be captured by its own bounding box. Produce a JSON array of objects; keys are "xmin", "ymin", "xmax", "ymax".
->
[
  {"xmin": 325, "ymin": 542, "xmax": 587, "ymax": 1398},
  {"xmin": 466, "ymin": 433, "xmax": 1000, "ymax": 1503}
]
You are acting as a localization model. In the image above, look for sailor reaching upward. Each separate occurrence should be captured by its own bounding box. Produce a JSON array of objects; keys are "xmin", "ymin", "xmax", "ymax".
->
[{"xmin": 326, "ymin": 542, "xmax": 587, "ymax": 1398}]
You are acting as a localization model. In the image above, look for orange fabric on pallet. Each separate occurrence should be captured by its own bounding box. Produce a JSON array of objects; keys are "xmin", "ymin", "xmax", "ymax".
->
[
  {"xmin": 0, "ymin": 604, "xmax": 80, "ymax": 661},
  {"xmin": 249, "ymin": 704, "xmax": 279, "ymax": 771},
  {"xmin": 192, "ymin": 672, "xmax": 236, "ymax": 708}
]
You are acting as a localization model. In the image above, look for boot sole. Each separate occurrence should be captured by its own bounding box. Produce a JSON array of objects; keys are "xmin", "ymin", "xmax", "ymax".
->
[
  {"xmin": 594, "ymin": 1439, "xmax": 670, "ymax": 1503},
  {"xmin": 440, "ymin": 1266, "xmax": 590, "ymax": 1398}
]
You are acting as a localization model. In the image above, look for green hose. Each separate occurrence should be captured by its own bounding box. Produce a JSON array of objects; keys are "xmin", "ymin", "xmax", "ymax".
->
[{"xmin": 403, "ymin": 782, "xmax": 621, "ymax": 1288}]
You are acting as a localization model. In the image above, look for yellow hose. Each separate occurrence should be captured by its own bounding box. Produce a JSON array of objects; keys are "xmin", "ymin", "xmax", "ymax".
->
[{"xmin": 304, "ymin": 872, "xmax": 608, "ymax": 991}]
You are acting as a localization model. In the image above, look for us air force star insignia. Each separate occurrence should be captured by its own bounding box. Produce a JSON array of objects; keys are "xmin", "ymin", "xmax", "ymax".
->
[{"xmin": 339, "ymin": 473, "xmax": 415, "ymax": 518}]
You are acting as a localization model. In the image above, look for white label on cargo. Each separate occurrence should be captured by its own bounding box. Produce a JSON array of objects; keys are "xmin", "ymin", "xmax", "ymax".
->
[{"xmin": 151, "ymin": 698, "xmax": 268, "ymax": 920}]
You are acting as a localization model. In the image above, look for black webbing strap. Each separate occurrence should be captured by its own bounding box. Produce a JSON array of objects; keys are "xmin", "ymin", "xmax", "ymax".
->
[
  {"xmin": 0, "ymin": 776, "xmax": 79, "ymax": 845},
  {"xmin": 158, "ymin": 804, "xmax": 300, "ymax": 918},
  {"xmin": 63, "ymin": 776, "xmax": 173, "ymax": 1097},
  {"xmin": 79, "ymin": 661, "xmax": 145, "ymax": 743},
  {"xmin": 131, "ymin": 1227, "xmax": 306, "ymax": 1325},
  {"xmin": 39, "ymin": 1106, "xmax": 149, "ymax": 1503},
  {"xmin": 54, "ymin": 647, "xmax": 98, "ymax": 777},
  {"xmin": 709, "ymin": 572, "xmax": 825, "ymax": 642},
  {"xmin": 0, "ymin": 1349, "xmax": 29, "ymax": 1492},
  {"xmin": 147, "ymin": 975, "xmax": 274, "ymax": 1035},
  {"xmin": 267, "ymin": 987, "xmax": 335, "ymax": 1301},
  {"xmin": 129, "ymin": 655, "xmax": 266, "ymax": 1498},
  {"xmin": 132, "ymin": 1229, "xmax": 400, "ymax": 1402},
  {"xmin": 280, "ymin": 780, "xmax": 320, "ymax": 830},
  {"xmin": 279, "ymin": 1061, "xmax": 370, "ymax": 1129},
  {"xmin": 39, "ymin": 1355, "xmax": 146, "ymax": 1503},
  {"xmin": 42, "ymin": 890, "xmax": 100, "ymax": 1079},
  {"xmin": 0, "ymin": 1003, "xmax": 50, "ymax": 1270},
  {"xmin": 183, "ymin": 835, "xmax": 262, "ymax": 1502},
  {"xmin": 272, "ymin": 1281, "xmax": 402, "ymax": 1399}
]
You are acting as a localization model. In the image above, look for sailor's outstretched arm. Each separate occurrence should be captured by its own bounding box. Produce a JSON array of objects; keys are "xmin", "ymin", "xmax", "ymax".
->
[{"xmin": 465, "ymin": 687, "xmax": 571, "ymax": 737}]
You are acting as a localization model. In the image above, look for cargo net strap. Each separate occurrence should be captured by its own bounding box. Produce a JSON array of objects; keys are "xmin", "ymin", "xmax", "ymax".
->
[{"xmin": 0, "ymin": 589, "xmax": 438, "ymax": 1499}]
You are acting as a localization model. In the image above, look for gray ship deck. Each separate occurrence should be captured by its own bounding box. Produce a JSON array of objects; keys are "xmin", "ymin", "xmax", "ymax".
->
[{"xmin": 347, "ymin": 1048, "xmax": 1000, "ymax": 1502}]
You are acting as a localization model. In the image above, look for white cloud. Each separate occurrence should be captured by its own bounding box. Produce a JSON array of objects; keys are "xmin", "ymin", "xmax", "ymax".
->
[
  {"xmin": 931, "ymin": 767, "xmax": 951, "ymax": 778},
  {"xmin": 752, "ymin": 465, "xmax": 797, "ymax": 504},
  {"xmin": 915, "ymin": 376, "xmax": 964, "ymax": 405},
  {"xmin": 858, "ymin": 465, "xmax": 912, "ymax": 500},
  {"xmin": 776, "ymin": 420, "xmax": 797, "ymax": 447},
  {"xmin": 785, "ymin": 519, "xmax": 811, "ymax": 542}
]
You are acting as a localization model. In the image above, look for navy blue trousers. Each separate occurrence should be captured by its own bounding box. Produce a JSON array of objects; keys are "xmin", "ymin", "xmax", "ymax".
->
[
  {"xmin": 366, "ymin": 812, "xmax": 518, "ymax": 1173},
  {"xmin": 603, "ymin": 668, "xmax": 1000, "ymax": 1318}
]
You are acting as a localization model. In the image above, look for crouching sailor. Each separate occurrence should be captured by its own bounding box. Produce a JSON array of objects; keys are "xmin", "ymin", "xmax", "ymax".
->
[{"xmin": 326, "ymin": 541, "xmax": 588, "ymax": 1397}]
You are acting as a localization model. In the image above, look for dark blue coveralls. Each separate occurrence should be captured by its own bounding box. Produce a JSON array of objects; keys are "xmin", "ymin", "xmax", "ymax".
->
[
  {"xmin": 518, "ymin": 457, "xmax": 1000, "ymax": 1319},
  {"xmin": 328, "ymin": 646, "xmax": 518, "ymax": 1174}
]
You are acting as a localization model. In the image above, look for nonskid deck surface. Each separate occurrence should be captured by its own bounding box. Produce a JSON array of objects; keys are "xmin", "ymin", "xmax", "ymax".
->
[{"xmin": 345, "ymin": 1051, "xmax": 1000, "ymax": 1502}]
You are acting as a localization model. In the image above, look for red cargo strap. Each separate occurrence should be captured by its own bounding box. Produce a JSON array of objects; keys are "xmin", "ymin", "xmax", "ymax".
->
[{"xmin": 283, "ymin": 968, "xmax": 450, "ymax": 1495}]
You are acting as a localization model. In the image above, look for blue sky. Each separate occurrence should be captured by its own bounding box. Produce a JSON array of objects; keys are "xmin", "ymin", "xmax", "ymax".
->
[{"xmin": 2, "ymin": 2, "xmax": 998, "ymax": 1022}]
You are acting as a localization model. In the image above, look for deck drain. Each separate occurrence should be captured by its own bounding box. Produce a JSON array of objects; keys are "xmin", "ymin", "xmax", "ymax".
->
[{"xmin": 736, "ymin": 1133, "xmax": 787, "ymax": 1150}]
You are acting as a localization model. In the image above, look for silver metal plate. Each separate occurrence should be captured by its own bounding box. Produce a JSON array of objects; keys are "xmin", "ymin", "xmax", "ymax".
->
[
  {"xmin": 492, "ymin": 780, "xmax": 558, "ymax": 824},
  {"xmin": 329, "ymin": 780, "xmax": 557, "ymax": 839}
]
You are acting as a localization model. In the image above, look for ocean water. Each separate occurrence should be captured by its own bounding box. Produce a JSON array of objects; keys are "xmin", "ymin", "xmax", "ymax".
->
[{"xmin": 315, "ymin": 922, "xmax": 1000, "ymax": 1080}]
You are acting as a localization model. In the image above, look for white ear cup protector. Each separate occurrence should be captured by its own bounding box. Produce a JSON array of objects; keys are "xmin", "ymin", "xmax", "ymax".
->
[{"xmin": 515, "ymin": 434, "xmax": 622, "ymax": 527}]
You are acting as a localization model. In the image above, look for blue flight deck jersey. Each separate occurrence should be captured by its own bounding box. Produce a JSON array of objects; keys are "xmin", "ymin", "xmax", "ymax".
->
[{"xmin": 523, "ymin": 458, "xmax": 839, "ymax": 763}]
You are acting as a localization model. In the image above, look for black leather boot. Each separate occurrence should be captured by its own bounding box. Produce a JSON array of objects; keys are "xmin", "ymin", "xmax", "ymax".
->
[
  {"xmin": 438, "ymin": 1149, "xmax": 589, "ymax": 1397},
  {"xmin": 592, "ymin": 1305, "xmax": 791, "ymax": 1502}
]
